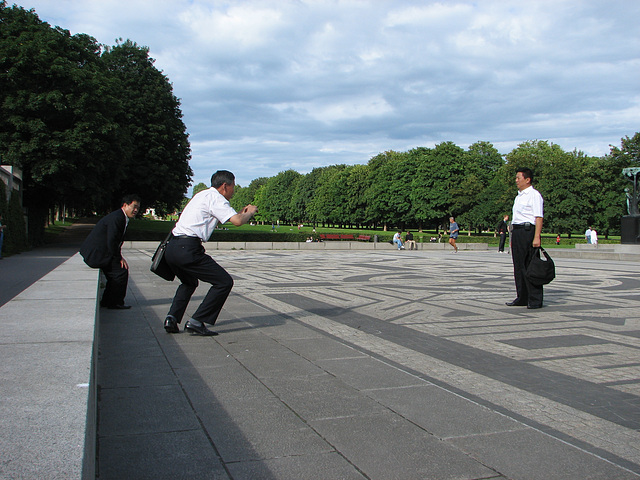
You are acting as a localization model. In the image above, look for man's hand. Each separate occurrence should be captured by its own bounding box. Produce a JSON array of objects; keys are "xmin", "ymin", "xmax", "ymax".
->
[
  {"xmin": 229, "ymin": 204, "xmax": 258, "ymax": 226},
  {"xmin": 120, "ymin": 257, "xmax": 129, "ymax": 270},
  {"xmin": 242, "ymin": 204, "xmax": 258, "ymax": 216},
  {"xmin": 532, "ymin": 217, "xmax": 543, "ymax": 248},
  {"xmin": 532, "ymin": 235, "xmax": 542, "ymax": 248}
]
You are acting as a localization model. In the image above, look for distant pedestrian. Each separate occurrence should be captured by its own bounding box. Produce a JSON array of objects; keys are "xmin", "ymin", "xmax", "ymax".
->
[
  {"xmin": 585, "ymin": 227, "xmax": 592, "ymax": 244},
  {"xmin": 80, "ymin": 195, "xmax": 141, "ymax": 309},
  {"xmin": 591, "ymin": 228, "xmax": 598, "ymax": 245},
  {"xmin": 496, "ymin": 214, "xmax": 509, "ymax": 253},
  {"xmin": 556, "ymin": 234, "xmax": 561, "ymax": 245},
  {"xmin": 448, "ymin": 217, "xmax": 459, "ymax": 253}
]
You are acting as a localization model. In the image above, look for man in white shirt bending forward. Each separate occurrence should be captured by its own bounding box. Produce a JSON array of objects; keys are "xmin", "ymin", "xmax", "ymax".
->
[{"xmin": 163, "ymin": 170, "xmax": 258, "ymax": 336}]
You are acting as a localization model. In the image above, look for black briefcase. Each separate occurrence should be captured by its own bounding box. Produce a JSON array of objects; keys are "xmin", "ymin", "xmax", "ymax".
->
[
  {"xmin": 526, "ymin": 247, "xmax": 555, "ymax": 285},
  {"xmin": 150, "ymin": 232, "xmax": 175, "ymax": 281}
]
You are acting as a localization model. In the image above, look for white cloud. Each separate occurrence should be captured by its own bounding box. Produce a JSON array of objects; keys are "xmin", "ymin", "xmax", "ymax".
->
[{"xmin": 10, "ymin": 0, "xmax": 640, "ymax": 190}]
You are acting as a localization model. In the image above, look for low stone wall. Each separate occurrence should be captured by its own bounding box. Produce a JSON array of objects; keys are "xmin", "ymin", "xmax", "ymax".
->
[
  {"xmin": 0, "ymin": 253, "xmax": 99, "ymax": 479},
  {"xmin": 124, "ymin": 240, "xmax": 489, "ymax": 251}
]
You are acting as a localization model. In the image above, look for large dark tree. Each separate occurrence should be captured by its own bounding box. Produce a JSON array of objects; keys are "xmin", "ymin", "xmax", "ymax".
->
[
  {"xmin": 101, "ymin": 40, "xmax": 192, "ymax": 215},
  {"xmin": 0, "ymin": 3, "xmax": 121, "ymax": 242},
  {"xmin": 0, "ymin": 3, "xmax": 193, "ymax": 247}
]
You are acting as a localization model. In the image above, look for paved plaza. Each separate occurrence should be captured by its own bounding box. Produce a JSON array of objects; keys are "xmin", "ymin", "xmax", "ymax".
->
[{"xmin": 95, "ymin": 245, "xmax": 640, "ymax": 479}]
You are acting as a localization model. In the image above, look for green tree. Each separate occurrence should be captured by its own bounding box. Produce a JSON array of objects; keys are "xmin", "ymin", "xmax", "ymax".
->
[
  {"xmin": 307, "ymin": 165, "xmax": 349, "ymax": 226},
  {"xmin": 289, "ymin": 168, "xmax": 326, "ymax": 226},
  {"xmin": 465, "ymin": 166, "xmax": 514, "ymax": 232},
  {"xmin": 259, "ymin": 170, "xmax": 301, "ymax": 223},
  {"xmin": 0, "ymin": 3, "xmax": 121, "ymax": 242},
  {"xmin": 192, "ymin": 182, "xmax": 208, "ymax": 196},
  {"xmin": 610, "ymin": 132, "xmax": 640, "ymax": 166},
  {"xmin": 0, "ymin": 180, "xmax": 7, "ymax": 217},
  {"xmin": 101, "ymin": 39, "xmax": 192, "ymax": 215},
  {"xmin": 231, "ymin": 177, "xmax": 268, "ymax": 217},
  {"xmin": 344, "ymin": 164, "xmax": 370, "ymax": 227},
  {"xmin": 457, "ymin": 141, "xmax": 505, "ymax": 231},
  {"xmin": 504, "ymin": 140, "xmax": 591, "ymax": 237},
  {"xmin": 410, "ymin": 142, "xmax": 465, "ymax": 230},
  {"xmin": 586, "ymin": 133, "xmax": 639, "ymax": 236},
  {"xmin": 4, "ymin": 189, "xmax": 27, "ymax": 254},
  {"xmin": 365, "ymin": 150, "xmax": 413, "ymax": 230}
]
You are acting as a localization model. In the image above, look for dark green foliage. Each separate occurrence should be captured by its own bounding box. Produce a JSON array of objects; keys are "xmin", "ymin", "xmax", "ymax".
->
[
  {"xmin": 0, "ymin": 3, "xmax": 192, "ymax": 245},
  {"xmin": 100, "ymin": 40, "xmax": 192, "ymax": 215},
  {"xmin": 4, "ymin": 189, "xmax": 27, "ymax": 254},
  {"xmin": 0, "ymin": 181, "xmax": 7, "ymax": 216},
  {"xmin": 256, "ymin": 170, "xmax": 302, "ymax": 223}
]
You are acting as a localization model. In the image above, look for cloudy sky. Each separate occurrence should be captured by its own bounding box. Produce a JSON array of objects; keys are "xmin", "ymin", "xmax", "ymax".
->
[{"xmin": 11, "ymin": 0, "xmax": 640, "ymax": 189}]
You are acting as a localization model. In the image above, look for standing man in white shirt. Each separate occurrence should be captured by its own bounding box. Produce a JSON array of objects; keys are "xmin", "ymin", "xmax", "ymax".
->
[
  {"xmin": 163, "ymin": 170, "xmax": 258, "ymax": 335},
  {"xmin": 505, "ymin": 167, "xmax": 544, "ymax": 309}
]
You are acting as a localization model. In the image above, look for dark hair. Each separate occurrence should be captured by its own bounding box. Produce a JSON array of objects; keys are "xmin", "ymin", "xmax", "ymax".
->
[
  {"xmin": 121, "ymin": 194, "xmax": 141, "ymax": 206},
  {"xmin": 516, "ymin": 167, "xmax": 534, "ymax": 183},
  {"xmin": 211, "ymin": 170, "xmax": 235, "ymax": 188}
]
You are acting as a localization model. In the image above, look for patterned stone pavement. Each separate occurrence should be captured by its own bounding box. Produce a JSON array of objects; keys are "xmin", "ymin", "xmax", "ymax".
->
[
  {"xmin": 100, "ymin": 246, "xmax": 640, "ymax": 478},
  {"xmin": 212, "ymin": 249, "xmax": 640, "ymax": 471}
]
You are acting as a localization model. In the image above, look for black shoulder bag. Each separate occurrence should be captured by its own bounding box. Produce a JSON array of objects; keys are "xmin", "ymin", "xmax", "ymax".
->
[
  {"xmin": 150, "ymin": 232, "xmax": 175, "ymax": 281},
  {"xmin": 526, "ymin": 247, "xmax": 555, "ymax": 285}
]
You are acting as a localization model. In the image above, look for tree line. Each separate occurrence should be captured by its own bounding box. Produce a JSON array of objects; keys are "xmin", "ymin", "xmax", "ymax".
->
[
  {"xmin": 228, "ymin": 135, "xmax": 640, "ymax": 238},
  {"xmin": 0, "ymin": 2, "xmax": 191, "ymax": 245}
]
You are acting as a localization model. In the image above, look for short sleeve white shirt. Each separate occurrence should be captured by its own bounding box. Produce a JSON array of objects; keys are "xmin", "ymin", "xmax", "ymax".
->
[
  {"xmin": 512, "ymin": 186, "xmax": 543, "ymax": 224},
  {"xmin": 172, "ymin": 187, "xmax": 237, "ymax": 241}
]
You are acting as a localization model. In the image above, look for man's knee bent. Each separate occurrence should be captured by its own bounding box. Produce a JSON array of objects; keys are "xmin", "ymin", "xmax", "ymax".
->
[{"xmin": 221, "ymin": 275, "xmax": 234, "ymax": 292}]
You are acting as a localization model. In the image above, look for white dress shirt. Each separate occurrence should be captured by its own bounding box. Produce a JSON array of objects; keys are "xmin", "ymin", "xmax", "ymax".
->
[
  {"xmin": 512, "ymin": 186, "xmax": 544, "ymax": 224},
  {"xmin": 172, "ymin": 187, "xmax": 237, "ymax": 241}
]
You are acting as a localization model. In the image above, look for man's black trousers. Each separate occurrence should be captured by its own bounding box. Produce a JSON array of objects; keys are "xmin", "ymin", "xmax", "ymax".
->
[
  {"xmin": 510, "ymin": 226, "xmax": 543, "ymax": 307},
  {"xmin": 100, "ymin": 258, "xmax": 128, "ymax": 307},
  {"xmin": 498, "ymin": 232, "xmax": 507, "ymax": 252},
  {"xmin": 165, "ymin": 237, "xmax": 234, "ymax": 325}
]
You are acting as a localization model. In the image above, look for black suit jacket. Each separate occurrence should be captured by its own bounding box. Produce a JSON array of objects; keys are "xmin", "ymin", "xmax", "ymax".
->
[{"xmin": 80, "ymin": 209, "xmax": 127, "ymax": 269}]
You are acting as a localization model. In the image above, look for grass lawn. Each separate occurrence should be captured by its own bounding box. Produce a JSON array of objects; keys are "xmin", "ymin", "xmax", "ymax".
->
[{"xmin": 121, "ymin": 219, "xmax": 620, "ymax": 246}]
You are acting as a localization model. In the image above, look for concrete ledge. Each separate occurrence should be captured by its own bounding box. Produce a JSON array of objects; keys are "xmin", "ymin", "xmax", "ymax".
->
[
  {"xmin": 0, "ymin": 253, "xmax": 99, "ymax": 479},
  {"xmin": 123, "ymin": 240, "xmax": 488, "ymax": 251},
  {"xmin": 552, "ymin": 243, "xmax": 640, "ymax": 261}
]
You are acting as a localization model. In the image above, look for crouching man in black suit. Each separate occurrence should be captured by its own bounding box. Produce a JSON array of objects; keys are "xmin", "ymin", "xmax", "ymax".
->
[{"xmin": 80, "ymin": 194, "xmax": 141, "ymax": 309}]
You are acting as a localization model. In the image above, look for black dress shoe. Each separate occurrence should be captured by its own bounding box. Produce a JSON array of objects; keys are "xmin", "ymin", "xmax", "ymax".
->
[
  {"xmin": 164, "ymin": 315, "xmax": 180, "ymax": 333},
  {"xmin": 505, "ymin": 300, "xmax": 527, "ymax": 306},
  {"xmin": 185, "ymin": 320, "xmax": 218, "ymax": 336},
  {"xmin": 107, "ymin": 304, "xmax": 131, "ymax": 310},
  {"xmin": 527, "ymin": 304, "xmax": 543, "ymax": 309}
]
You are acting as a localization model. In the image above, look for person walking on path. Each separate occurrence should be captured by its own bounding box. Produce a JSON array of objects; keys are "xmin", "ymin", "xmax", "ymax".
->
[
  {"xmin": 496, "ymin": 214, "xmax": 509, "ymax": 253},
  {"xmin": 448, "ymin": 217, "xmax": 459, "ymax": 253},
  {"xmin": 585, "ymin": 227, "xmax": 592, "ymax": 244},
  {"xmin": 163, "ymin": 170, "xmax": 258, "ymax": 336},
  {"xmin": 505, "ymin": 168, "xmax": 544, "ymax": 310},
  {"xmin": 79, "ymin": 195, "xmax": 141, "ymax": 309},
  {"xmin": 590, "ymin": 228, "xmax": 598, "ymax": 245}
]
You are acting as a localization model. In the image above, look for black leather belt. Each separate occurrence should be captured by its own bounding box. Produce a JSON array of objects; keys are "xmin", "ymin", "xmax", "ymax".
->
[
  {"xmin": 512, "ymin": 223, "xmax": 532, "ymax": 230},
  {"xmin": 172, "ymin": 235, "xmax": 202, "ymax": 242}
]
